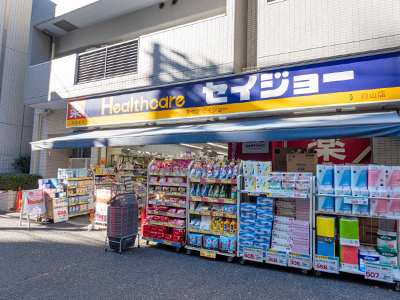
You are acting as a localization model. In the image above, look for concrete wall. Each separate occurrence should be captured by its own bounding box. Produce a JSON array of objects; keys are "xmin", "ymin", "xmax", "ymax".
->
[
  {"xmin": 257, "ymin": 0, "xmax": 400, "ymax": 68},
  {"xmin": 0, "ymin": 0, "xmax": 34, "ymax": 173}
]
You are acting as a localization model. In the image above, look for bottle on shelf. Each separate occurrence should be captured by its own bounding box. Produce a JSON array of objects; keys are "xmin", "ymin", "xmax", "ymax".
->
[
  {"xmin": 224, "ymin": 219, "xmax": 231, "ymax": 232},
  {"xmin": 230, "ymin": 219, "xmax": 237, "ymax": 233}
]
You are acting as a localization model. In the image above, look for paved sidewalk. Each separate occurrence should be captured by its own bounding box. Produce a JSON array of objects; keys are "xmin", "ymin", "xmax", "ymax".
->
[{"xmin": 0, "ymin": 211, "xmax": 397, "ymax": 300}]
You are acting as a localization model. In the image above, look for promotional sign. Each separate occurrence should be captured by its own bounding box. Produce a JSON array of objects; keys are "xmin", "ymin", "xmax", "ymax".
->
[
  {"xmin": 287, "ymin": 138, "xmax": 371, "ymax": 164},
  {"xmin": 96, "ymin": 187, "xmax": 112, "ymax": 204},
  {"xmin": 315, "ymin": 255, "xmax": 339, "ymax": 274},
  {"xmin": 288, "ymin": 252, "xmax": 311, "ymax": 269},
  {"xmin": 365, "ymin": 263, "xmax": 393, "ymax": 283},
  {"xmin": 25, "ymin": 190, "xmax": 46, "ymax": 216},
  {"xmin": 344, "ymin": 197, "xmax": 369, "ymax": 205},
  {"xmin": 67, "ymin": 52, "xmax": 400, "ymax": 128},
  {"xmin": 54, "ymin": 202, "xmax": 68, "ymax": 223},
  {"xmin": 200, "ymin": 250, "xmax": 216, "ymax": 259},
  {"xmin": 243, "ymin": 246, "xmax": 264, "ymax": 262},
  {"xmin": 90, "ymin": 208, "xmax": 95, "ymax": 221},
  {"xmin": 266, "ymin": 249, "xmax": 287, "ymax": 266},
  {"xmin": 242, "ymin": 142, "xmax": 269, "ymax": 154}
]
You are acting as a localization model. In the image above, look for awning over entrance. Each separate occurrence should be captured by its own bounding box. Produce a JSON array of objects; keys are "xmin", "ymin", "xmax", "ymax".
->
[{"xmin": 31, "ymin": 111, "xmax": 400, "ymax": 150}]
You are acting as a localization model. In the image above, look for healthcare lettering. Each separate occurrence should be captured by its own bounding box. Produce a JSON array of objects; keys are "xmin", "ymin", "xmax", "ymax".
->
[{"xmin": 101, "ymin": 95, "xmax": 185, "ymax": 115}]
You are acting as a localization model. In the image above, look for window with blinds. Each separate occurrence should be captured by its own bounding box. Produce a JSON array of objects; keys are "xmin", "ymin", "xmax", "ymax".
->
[{"xmin": 76, "ymin": 39, "xmax": 138, "ymax": 84}]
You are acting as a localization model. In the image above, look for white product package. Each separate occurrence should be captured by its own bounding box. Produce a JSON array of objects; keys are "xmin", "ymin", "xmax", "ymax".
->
[
  {"xmin": 257, "ymin": 161, "xmax": 272, "ymax": 176},
  {"xmin": 244, "ymin": 176, "xmax": 257, "ymax": 191},
  {"xmin": 243, "ymin": 161, "xmax": 257, "ymax": 176},
  {"xmin": 369, "ymin": 191, "xmax": 388, "ymax": 216},
  {"xmin": 317, "ymin": 165, "xmax": 334, "ymax": 190},
  {"xmin": 335, "ymin": 188, "xmax": 352, "ymax": 213},
  {"xmin": 377, "ymin": 230, "xmax": 397, "ymax": 253},
  {"xmin": 368, "ymin": 165, "xmax": 386, "ymax": 191},
  {"xmin": 318, "ymin": 187, "xmax": 334, "ymax": 212},
  {"xmin": 351, "ymin": 166, "xmax": 368, "ymax": 189},
  {"xmin": 351, "ymin": 189, "xmax": 369, "ymax": 215},
  {"xmin": 385, "ymin": 166, "xmax": 400, "ymax": 190},
  {"xmin": 388, "ymin": 190, "xmax": 400, "ymax": 216},
  {"xmin": 334, "ymin": 165, "xmax": 351, "ymax": 189},
  {"xmin": 256, "ymin": 176, "xmax": 268, "ymax": 192}
]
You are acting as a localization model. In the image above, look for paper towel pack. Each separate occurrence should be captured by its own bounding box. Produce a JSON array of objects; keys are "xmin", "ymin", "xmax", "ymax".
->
[
  {"xmin": 385, "ymin": 166, "xmax": 400, "ymax": 190},
  {"xmin": 317, "ymin": 165, "xmax": 334, "ymax": 189},
  {"xmin": 335, "ymin": 188, "xmax": 352, "ymax": 213},
  {"xmin": 318, "ymin": 187, "xmax": 334, "ymax": 212},
  {"xmin": 369, "ymin": 190, "xmax": 388, "ymax": 216},
  {"xmin": 368, "ymin": 165, "xmax": 386, "ymax": 191},
  {"xmin": 334, "ymin": 165, "xmax": 351, "ymax": 188},
  {"xmin": 388, "ymin": 190, "xmax": 400, "ymax": 216},
  {"xmin": 351, "ymin": 166, "xmax": 368, "ymax": 189}
]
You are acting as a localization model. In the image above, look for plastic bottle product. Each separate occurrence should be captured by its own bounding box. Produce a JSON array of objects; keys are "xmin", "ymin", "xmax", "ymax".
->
[
  {"xmin": 213, "ymin": 218, "xmax": 218, "ymax": 231},
  {"xmin": 224, "ymin": 219, "xmax": 231, "ymax": 232},
  {"xmin": 217, "ymin": 218, "xmax": 222, "ymax": 231},
  {"xmin": 230, "ymin": 220, "xmax": 237, "ymax": 233},
  {"xmin": 209, "ymin": 217, "xmax": 215, "ymax": 230},
  {"xmin": 220, "ymin": 219, "xmax": 225, "ymax": 232}
]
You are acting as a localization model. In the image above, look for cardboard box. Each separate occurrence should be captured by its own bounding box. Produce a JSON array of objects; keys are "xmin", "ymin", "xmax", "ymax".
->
[
  {"xmin": 358, "ymin": 218, "xmax": 379, "ymax": 244},
  {"xmin": 286, "ymin": 153, "xmax": 318, "ymax": 174},
  {"xmin": 273, "ymin": 147, "xmax": 307, "ymax": 171}
]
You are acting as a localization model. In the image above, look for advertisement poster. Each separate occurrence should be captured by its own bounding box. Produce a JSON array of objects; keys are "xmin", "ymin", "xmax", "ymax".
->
[
  {"xmin": 54, "ymin": 201, "xmax": 68, "ymax": 223},
  {"xmin": 25, "ymin": 190, "xmax": 46, "ymax": 216},
  {"xmin": 96, "ymin": 187, "xmax": 112, "ymax": 204}
]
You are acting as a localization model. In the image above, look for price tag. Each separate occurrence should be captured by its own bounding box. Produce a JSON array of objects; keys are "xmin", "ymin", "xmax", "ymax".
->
[
  {"xmin": 167, "ymin": 213, "xmax": 175, "ymax": 217},
  {"xmin": 204, "ymin": 178, "xmax": 215, "ymax": 184},
  {"xmin": 243, "ymin": 246, "xmax": 263, "ymax": 262},
  {"xmin": 199, "ymin": 229, "xmax": 209, "ymax": 234},
  {"xmin": 170, "ymin": 183, "xmax": 179, "ymax": 187},
  {"xmin": 190, "ymin": 178, "xmax": 200, "ymax": 182},
  {"xmin": 172, "ymin": 173, "xmax": 177, "ymax": 176},
  {"xmin": 221, "ymin": 179, "xmax": 232, "ymax": 184},
  {"xmin": 344, "ymin": 197, "xmax": 368, "ymax": 205},
  {"xmin": 315, "ymin": 255, "xmax": 339, "ymax": 274},
  {"xmin": 208, "ymin": 197, "xmax": 218, "ymax": 203},
  {"xmin": 200, "ymin": 250, "xmax": 216, "ymax": 259},
  {"xmin": 266, "ymin": 250, "xmax": 287, "ymax": 266},
  {"xmin": 200, "ymin": 211, "xmax": 211, "ymax": 216},
  {"xmin": 365, "ymin": 263, "xmax": 393, "ymax": 283},
  {"xmin": 267, "ymin": 192, "xmax": 288, "ymax": 198},
  {"xmin": 172, "ymin": 203, "xmax": 181, "ymax": 207},
  {"xmin": 172, "ymin": 192, "xmax": 181, "ymax": 196},
  {"xmin": 248, "ymin": 192, "xmax": 260, "ymax": 196},
  {"xmin": 190, "ymin": 196, "xmax": 201, "ymax": 201},
  {"xmin": 288, "ymin": 252, "xmax": 310, "ymax": 269},
  {"xmin": 339, "ymin": 238, "xmax": 360, "ymax": 247},
  {"xmin": 220, "ymin": 199, "xmax": 235, "ymax": 204},
  {"xmin": 213, "ymin": 212, "xmax": 224, "ymax": 217},
  {"xmin": 225, "ymin": 213, "xmax": 236, "ymax": 218},
  {"xmin": 164, "ymin": 241, "xmax": 172, "ymax": 246}
]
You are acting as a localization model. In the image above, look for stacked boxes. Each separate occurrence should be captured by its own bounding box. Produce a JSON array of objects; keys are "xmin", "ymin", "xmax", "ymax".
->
[
  {"xmin": 339, "ymin": 217, "xmax": 359, "ymax": 270},
  {"xmin": 243, "ymin": 161, "xmax": 271, "ymax": 192}
]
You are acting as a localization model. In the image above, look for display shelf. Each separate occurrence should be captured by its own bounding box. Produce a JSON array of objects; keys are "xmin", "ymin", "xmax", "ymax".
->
[
  {"xmin": 149, "ymin": 182, "xmax": 187, "ymax": 187},
  {"xmin": 94, "ymin": 174, "xmax": 115, "ymax": 176},
  {"xmin": 314, "ymin": 211, "xmax": 400, "ymax": 220},
  {"xmin": 189, "ymin": 196, "xmax": 236, "ymax": 204},
  {"xmin": 142, "ymin": 237, "xmax": 182, "ymax": 247},
  {"xmin": 147, "ymin": 210, "xmax": 186, "ymax": 218},
  {"xmin": 189, "ymin": 178, "xmax": 237, "ymax": 184},
  {"xmin": 67, "ymin": 177, "xmax": 91, "ymax": 181},
  {"xmin": 185, "ymin": 245, "xmax": 236, "ymax": 257},
  {"xmin": 69, "ymin": 210, "xmax": 90, "ymax": 216},
  {"xmin": 189, "ymin": 210, "xmax": 237, "ymax": 218},
  {"xmin": 187, "ymin": 227, "xmax": 236, "ymax": 238},
  {"xmin": 68, "ymin": 192, "xmax": 91, "ymax": 197},
  {"xmin": 149, "ymin": 191, "xmax": 186, "ymax": 197},
  {"xmin": 68, "ymin": 185, "xmax": 93, "ymax": 189},
  {"xmin": 148, "ymin": 220, "xmax": 185, "ymax": 228},
  {"xmin": 149, "ymin": 172, "xmax": 187, "ymax": 177},
  {"xmin": 149, "ymin": 200, "xmax": 186, "ymax": 208},
  {"xmin": 240, "ymin": 190, "xmax": 308, "ymax": 199},
  {"xmin": 68, "ymin": 202, "xmax": 89, "ymax": 206}
]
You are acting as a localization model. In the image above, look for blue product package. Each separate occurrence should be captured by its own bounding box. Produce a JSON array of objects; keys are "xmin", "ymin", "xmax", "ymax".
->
[
  {"xmin": 241, "ymin": 203, "xmax": 257, "ymax": 212},
  {"xmin": 256, "ymin": 212, "xmax": 273, "ymax": 221},
  {"xmin": 317, "ymin": 241, "xmax": 335, "ymax": 256},
  {"xmin": 254, "ymin": 242, "xmax": 270, "ymax": 251},
  {"xmin": 254, "ymin": 236, "xmax": 270, "ymax": 243},
  {"xmin": 240, "ymin": 218, "xmax": 256, "ymax": 226},
  {"xmin": 220, "ymin": 236, "xmax": 229, "ymax": 251},
  {"xmin": 224, "ymin": 204, "xmax": 237, "ymax": 213},
  {"xmin": 256, "ymin": 220, "xmax": 272, "ymax": 227},
  {"xmin": 257, "ymin": 197, "xmax": 274, "ymax": 206},
  {"xmin": 240, "ymin": 224, "xmax": 255, "ymax": 232},
  {"xmin": 255, "ymin": 227, "xmax": 271, "ymax": 236},
  {"xmin": 257, "ymin": 206, "xmax": 273, "ymax": 214},
  {"xmin": 228, "ymin": 237, "xmax": 236, "ymax": 252},
  {"xmin": 239, "ymin": 240, "xmax": 253, "ymax": 247},
  {"xmin": 49, "ymin": 178, "xmax": 59, "ymax": 188},
  {"xmin": 241, "ymin": 212, "xmax": 257, "ymax": 219},
  {"xmin": 239, "ymin": 232, "xmax": 255, "ymax": 240}
]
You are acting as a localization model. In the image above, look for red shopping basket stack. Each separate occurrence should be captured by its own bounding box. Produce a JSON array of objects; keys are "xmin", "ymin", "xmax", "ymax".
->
[{"xmin": 106, "ymin": 193, "xmax": 139, "ymax": 252}]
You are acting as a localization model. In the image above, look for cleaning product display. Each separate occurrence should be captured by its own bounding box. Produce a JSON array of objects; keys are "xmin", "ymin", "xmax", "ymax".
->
[
  {"xmin": 186, "ymin": 158, "xmax": 239, "ymax": 259},
  {"xmin": 143, "ymin": 159, "xmax": 191, "ymax": 248},
  {"xmin": 58, "ymin": 168, "xmax": 94, "ymax": 218},
  {"xmin": 38, "ymin": 178, "xmax": 68, "ymax": 223}
]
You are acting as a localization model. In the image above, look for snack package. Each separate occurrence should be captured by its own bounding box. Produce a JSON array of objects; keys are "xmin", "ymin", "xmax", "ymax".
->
[
  {"xmin": 149, "ymin": 176, "xmax": 159, "ymax": 183},
  {"xmin": 176, "ymin": 209, "xmax": 186, "ymax": 215}
]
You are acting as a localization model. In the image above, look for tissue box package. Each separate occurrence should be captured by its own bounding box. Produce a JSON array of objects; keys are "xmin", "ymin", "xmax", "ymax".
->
[
  {"xmin": 351, "ymin": 166, "xmax": 368, "ymax": 189},
  {"xmin": 368, "ymin": 165, "xmax": 386, "ymax": 191},
  {"xmin": 334, "ymin": 165, "xmax": 351, "ymax": 188},
  {"xmin": 317, "ymin": 165, "xmax": 334, "ymax": 189}
]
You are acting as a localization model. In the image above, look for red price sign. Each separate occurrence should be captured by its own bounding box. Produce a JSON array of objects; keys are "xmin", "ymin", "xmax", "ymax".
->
[
  {"xmin": 288, "ymin": 253, "xmax": 311, "ymax": 269},
  {"xmin": 365, "ymin": 263, "xmax": 393, "ymax": 283},
  {"xmin": 266, "ymin": 249, "xmax": 287, "ymax": 266}
]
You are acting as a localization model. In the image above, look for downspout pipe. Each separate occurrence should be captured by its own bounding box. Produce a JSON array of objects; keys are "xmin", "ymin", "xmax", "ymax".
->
[
  {"xmin": 33, "ymin": 109, "xmax": 50, "ymax": 174},
  {"xmin": 43, "ymin": 29, "xmax": 55, "ymax": 60}
]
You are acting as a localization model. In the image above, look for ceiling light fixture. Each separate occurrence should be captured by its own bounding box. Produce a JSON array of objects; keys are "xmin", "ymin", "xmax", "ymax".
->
[
  {"xmin": 180, "ymin": 143, "xmax": 203, "ymax": 150},
  {"xmin": 207, "ymin": 142, "xmax": 228, "ymax": 149},
  {"xmin": 216, "ymin": 151, "xmax": 227, "ymax": 155}
]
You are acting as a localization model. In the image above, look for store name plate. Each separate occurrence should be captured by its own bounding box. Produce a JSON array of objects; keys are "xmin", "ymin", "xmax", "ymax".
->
[
  {"xmin": 266, "ymin": 249, "xmax": 287, "ymax": 266},
  {"xmin": 315, "ymin": 255, "xmax": 339, "ymax": 274},
  {"xmin": 344, "ymin": 197, "xmax": 368, "ymax": 205},
  {"xmin": 200, "ymin": 250, "xmax": 216, "ymax": 259},
  {"xmin": 365, "ymin": 263, "xmax": 393, "ymax": 283},
  {"xmin": 243, "ymin": 246, "xmax": 263, "ymax": 262},
  {"xmin": 288, "ymin": 252, "xmax": 310, "ymax": 269}
]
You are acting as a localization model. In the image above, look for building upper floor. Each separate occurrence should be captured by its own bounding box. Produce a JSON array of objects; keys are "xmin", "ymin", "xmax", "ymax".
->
[{"xmin": 24, "ymin": 0, "xmax": 400, "ymax": 109}]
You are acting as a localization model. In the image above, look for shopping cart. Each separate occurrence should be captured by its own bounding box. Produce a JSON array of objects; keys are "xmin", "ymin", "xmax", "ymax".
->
[{"xmin": 104, "ymin": 193, "xmax": 140, "ymax": 254}]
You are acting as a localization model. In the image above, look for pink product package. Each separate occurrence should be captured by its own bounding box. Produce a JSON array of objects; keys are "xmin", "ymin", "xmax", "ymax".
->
[
  {"xmin": 386, "ymin": 166, "xmax": 400, "ymax": 189},
  {"xmin": 388, "ymin": 191, "xmax": 400, "ymax": 216},
  {"xmin": 368, "ymin": 165, "xmax": 386, "ymax": 190}
]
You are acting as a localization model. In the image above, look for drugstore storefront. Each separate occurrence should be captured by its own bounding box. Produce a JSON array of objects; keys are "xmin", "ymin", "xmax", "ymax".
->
[{"xmin": 31, "ymin": 51, "xmax": 400, "ymax": 287}]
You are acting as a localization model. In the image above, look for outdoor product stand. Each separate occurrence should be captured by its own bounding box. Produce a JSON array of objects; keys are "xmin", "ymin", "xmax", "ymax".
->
[
  {"xmin": 237, "ymin": 175, "xmax": 313, "ymax": 273},
  {"xmin": 185, "ymin": 162, "xmax": 240, "ymax": 262},
  {"xmin": 312, "ymin": 177, "xmax": 400, "ymax": 290},
  {"xmin": 143, "ymin": 160, "xmax": 191, "ymax": 251}
]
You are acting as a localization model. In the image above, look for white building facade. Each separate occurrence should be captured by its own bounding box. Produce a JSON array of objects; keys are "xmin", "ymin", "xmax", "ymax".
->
[{"xmin": 24, "ymin": 0, "xmax": 400, "ymax": 177}]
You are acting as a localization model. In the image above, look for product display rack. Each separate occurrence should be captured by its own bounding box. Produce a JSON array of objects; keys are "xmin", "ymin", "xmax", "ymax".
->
[
  {"xmin": 143, "ymin": 160, "xmax": 191, "ymax": 251},
  {"xmin": 312, "ymin": 182, "xmax": 400, "ymax": 289},
  {"xmin": 237, "ymin": 176, "xmax": 313, "ymax": 273},
  {"xmin": 58, "ymin": 169, "xmax": 94, "ymax": 218},
  {"xmin": 185, "ymin": 176, "xmax": 238, "ymax": 262}
]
